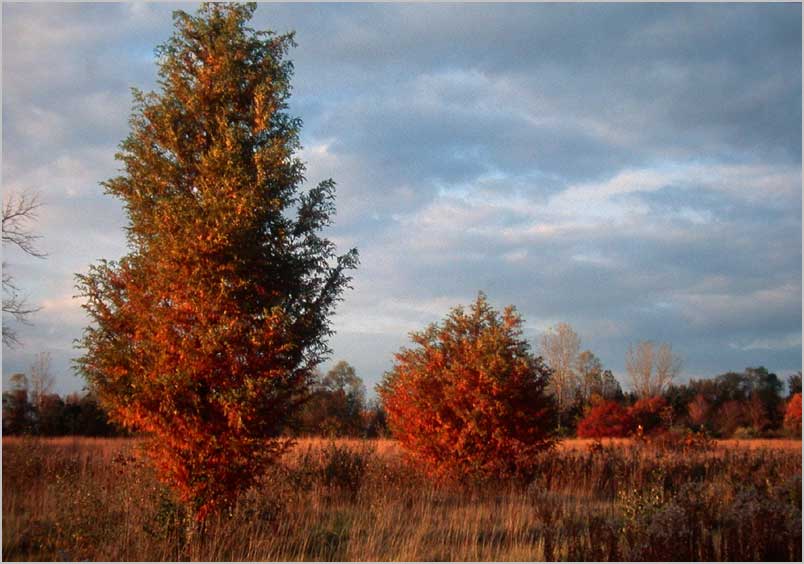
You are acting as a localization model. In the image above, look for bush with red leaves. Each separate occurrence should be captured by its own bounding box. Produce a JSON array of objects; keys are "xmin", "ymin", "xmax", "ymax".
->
[
  {"xmin": 378, "ymin": 293, "xmax": 556, "ymax": 483},
  {"xmin": 628, "ymin": 396, "xmax": 668, "ymax": 435},
  {"xmin": 784, "ymin": 393, "xmax": 801, "ymax": 437},
  {"xmin": 576, "ymin": 400, "xmax": 634, "ymax": 438}
]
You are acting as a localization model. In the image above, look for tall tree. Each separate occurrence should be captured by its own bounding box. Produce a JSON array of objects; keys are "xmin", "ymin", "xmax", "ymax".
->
[
  {"xmin": 76, "ymin": 3, "xmax": 357, "ymax": 520},
  {"xmin": 540, "ymin": 322, "xmax": 580, "ymax": 427},
  {"xmin": 2, "ymin": 190, "xmax": 45, "ymax": 346},
  {"xmin": 625, "ymin": 341, "xmax": 682, "ymax": 398}
]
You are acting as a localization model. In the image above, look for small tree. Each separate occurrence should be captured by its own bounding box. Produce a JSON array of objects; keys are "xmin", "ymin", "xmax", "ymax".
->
[
  {"xmin": 298, "ymin": 361, "xmax": 366, "ymax": 436},
  {"xmin": 716, "ymin": 400, "xmax": 745, "ymax": 437},
  {"xmin": 2, "ymin": 373, "xmax": 33, "ymax": 435},
  {"xmin": 687, "ymin": 393, "xmax": 711, "ymax": 429},
  {"xmin": 379, "ymin": 293, "xmax": 556, "ymax": 482},
  {"xmin": 576, "ymin": 350, "xmax": 603, "ymax": 404},
  {"xmin": 783, "ymin": 393, "xmax": 801, "ymax": 438},
  {"xmin": 540, "ymin": 322, "xmax": 581, "ymax": 428},
  {"xmin": 576, "ymin": 399, "xmax": 633, "ymax": 438},
  {"xmin": 627, "ymin": 396, "xmax": 668, "ymax": 435},
  {"xmin": 76, "ymin": 3, "xmax": 356, "ymax": 520},
  {"xmin": 625, "ymin": 341, "xmax": 682, "ymax": 398},
  {"xmin": 787, "ymin": 372, "xmax": 802, "ymax": 397}
]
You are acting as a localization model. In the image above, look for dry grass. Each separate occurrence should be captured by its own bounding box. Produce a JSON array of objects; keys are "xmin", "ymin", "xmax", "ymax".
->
[{"xmin": 3, "ymin": 436, "xmax": 801, "ymax": 561}]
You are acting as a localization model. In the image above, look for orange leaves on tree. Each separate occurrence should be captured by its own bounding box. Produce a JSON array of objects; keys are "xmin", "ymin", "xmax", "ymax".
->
[
  {"xmin": 627, "ymin": 396, "xmax": 669, "ymax": 435},
  {"xmin": 378, "ymin": 293, "xmax": 556, "ymax": 483},
  {"xmin": 784, "ymin": 393, "xmax": 801, "ymax": 437},
  {"xmin": 76, "ymin": 4, "xmax": 356, "ymax": 521},
  {"xmin": 576, "ymin": 399, "xmax": 633, "ymax": 438}
]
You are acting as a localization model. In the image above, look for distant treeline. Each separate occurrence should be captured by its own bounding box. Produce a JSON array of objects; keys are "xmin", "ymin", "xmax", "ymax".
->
[
  {"xmin": 2, "ymin": 360, "xmax": 389, "ymax": 438},
  {"xmin": 2, "ymin": 387, "xmax": 123, "ymax": 437},
  {"xmin": 575, "ymin": 367, "xmax": 802, "ymax": 440},
  {"xmin": 2, "ymin": 361, "xmax": 799, "ymax": 439}
]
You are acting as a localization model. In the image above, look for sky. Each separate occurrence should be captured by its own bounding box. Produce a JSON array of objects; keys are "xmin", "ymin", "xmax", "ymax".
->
[{"xmin": 2, "ymin": 2, "xmax": 802, "ymax": 396}]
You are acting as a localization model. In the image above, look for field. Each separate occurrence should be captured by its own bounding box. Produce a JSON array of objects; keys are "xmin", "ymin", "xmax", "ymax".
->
[{"xmin": 3, "ymin": 437, "xmax": 801, "ymax": 561}]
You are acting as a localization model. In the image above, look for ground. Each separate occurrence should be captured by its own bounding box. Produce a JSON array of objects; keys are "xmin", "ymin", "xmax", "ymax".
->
[{"xmin": 2, "ymin": 436, "xmax": 801, "ymax": 561}]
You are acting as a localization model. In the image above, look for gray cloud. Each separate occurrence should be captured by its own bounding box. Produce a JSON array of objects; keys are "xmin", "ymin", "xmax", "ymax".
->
[{"xmin": 2, "ymin": 2, "xmax": 800, "ymax": 395}]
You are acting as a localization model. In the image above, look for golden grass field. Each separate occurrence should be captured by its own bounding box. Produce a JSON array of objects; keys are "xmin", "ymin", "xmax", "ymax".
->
[{"xmin": 3, "ymin": 436, "xmax": 802, "ymax": 561}]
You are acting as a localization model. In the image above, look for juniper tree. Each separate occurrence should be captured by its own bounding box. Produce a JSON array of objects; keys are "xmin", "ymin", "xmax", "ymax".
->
[
  {"xmin": 76, "ymin": 3, "xmax": 357, "ymax": 520},
  {"xmin": 379, "ymin": 293, "xmax": 555, "ymax": 483}
]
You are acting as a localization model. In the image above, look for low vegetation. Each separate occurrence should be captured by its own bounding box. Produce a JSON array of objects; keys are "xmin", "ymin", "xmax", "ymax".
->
[{"xmin": 3, "ymin": 436, "xmax": 800, "ymax": 561}]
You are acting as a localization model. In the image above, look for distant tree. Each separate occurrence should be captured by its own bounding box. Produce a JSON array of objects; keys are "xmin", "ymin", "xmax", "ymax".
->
[
  {"xmin": 576, "ymin": 399, "xmax": 633, "ymax": 438},
  {"xmin": 626, "ymin": 341, "xmax": 682, "ymax": 398},
  {"xmin": 2, "ymin": 190, "xmax": 46, "ymax": 346},
  {"xmin": 788, "ymin": 372, "xmax": 802, "ymax": 397},
  {"xmin": 783, "ymin": 393, "xmax": 801, "ymax": 438},
  {"xmin": 576, "ymin": 350, "xmax": 603, "ymax": 403},
  {"xmin": 687, "ymin": 393, "xmax": 711, "ymax": 429},
  {"xmin": 2, "ymin": 373, "xmax": 33, "ymax": 434},
  {"xmin": 747, "ymin": 392, "xmax": 770, "ymax": 432},
  {"xmin": 627, "ymin": 396, "xmax": 668, "ymax": 435},
  {"xmin": 321, "ymin": 361, "xmax": 365, "ymax": 434},
  {"xmin": 75, "ymin": 4, "xmax": 357, "ymax": 521},
  {"xmin": 717, "ymin": 400, "xmax": 745, "ymax": 437},
  {"xmin": 363, "ymin": 398, "xmax": 389, "ymax": 438},
  {"xmin": 29, "ymin": 352, "xmax": 55, "ymax": 410},
  {"xmin": 36, "ymin": 393, "xmax": 66, "ymax": 436},
  {"xmin": 600, "ymin": 369, "xmax": 624, "ymax": 401},
  {"xmin": 541, "ymin": 322, "xmax": 581, "ymax": 428},
  {"xmin": 297, "ymin": 361, "xmax": 366, "ymax": 436},
  {"xmin": 744, "ymin": 367, "xmax": 784, "ymax": 429},
  {"xmin": 379, "ymin": 293, "xmax": 556, "ymax": 482}
]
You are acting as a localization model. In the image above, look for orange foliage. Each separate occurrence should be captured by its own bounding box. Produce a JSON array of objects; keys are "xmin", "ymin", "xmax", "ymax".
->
[
  {"xmin": 577, "ymin": 400, "xmax": 633, "ymax": 438},
  {"xmin": 76, "ymin": 5, "xmax": 356, "ymax": 520},
  {"xmin": 784, "ymin": 393, "xmax": 802, "ymax": 437},
  {"xmin": 628, "ymin": 396, "xmax": 668, "ymax": 435},
  {"xmin": 378, "ymin": 293, "xmax": 556, "ymax": 483}
]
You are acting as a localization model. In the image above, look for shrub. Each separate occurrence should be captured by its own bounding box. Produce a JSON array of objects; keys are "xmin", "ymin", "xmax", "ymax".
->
[
  {"xmin": 577, "ymin": 400, "xmax": 633, "ymax": 438},
  {"xmin": 378, "ymin": 293, "xmax": 556, "ymax": 483},
  {"xmin": 628, "ymin": 396, "xmax": 668, "ymax": 435},
  {"xmin": 784, "ymin": 393, "xmax": 802, "ymax": 437}
]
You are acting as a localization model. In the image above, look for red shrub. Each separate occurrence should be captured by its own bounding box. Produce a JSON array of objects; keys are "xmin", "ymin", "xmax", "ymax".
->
[
  {"xmin": 628, "ymin": 396, "xmax": 668, "ymax": 435},
  {"xmin": 784, "ymin": 393, "xmax": 802, "ymax": 437},
  {"xmin": 577, "ymin": 400, "xmax": 633, "ymax": 438},
  {"xmin": 378, "ymin": 293, "xmax": 556, "ymax": 482}
]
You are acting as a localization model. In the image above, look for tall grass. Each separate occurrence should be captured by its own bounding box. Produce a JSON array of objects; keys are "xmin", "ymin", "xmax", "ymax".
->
[{"xmin": 3, "ymin": 437, "xmax": 801, "ymax": 561}]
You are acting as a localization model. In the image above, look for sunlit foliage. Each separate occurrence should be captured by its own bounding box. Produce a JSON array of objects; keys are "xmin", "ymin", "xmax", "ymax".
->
[
  {"xmin": 76, "ymin": 3, "xmax": 356, "ymax": 520},
  {"xmin": 576, "ymin": 398, "xmax": 633, "ymax": 438},
  {"xmin": 627, "ymin": 396, "xmax": 668, "ymax": 435},
  {"xmin": 784, "ymin": 393, "xmax": 802, "ymax": 437},
  {"xmin": 378, "ymin": 293, "xmax": 556, "ymax": 482}
]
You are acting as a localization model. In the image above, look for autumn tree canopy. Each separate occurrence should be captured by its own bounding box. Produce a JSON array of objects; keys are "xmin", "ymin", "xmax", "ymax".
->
[
  {"xmin": 378, "ymin": 293, "xmax": 556, "ymax": 483},
  {"xmin": 76, "ymin": 3, "xmax": 357, "ymax": 520}
]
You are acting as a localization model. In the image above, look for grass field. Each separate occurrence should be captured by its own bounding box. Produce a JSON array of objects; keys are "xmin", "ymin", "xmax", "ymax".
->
[{"xmin": 3, "ymin": 436, "xmax": 801, "ymax": 561}]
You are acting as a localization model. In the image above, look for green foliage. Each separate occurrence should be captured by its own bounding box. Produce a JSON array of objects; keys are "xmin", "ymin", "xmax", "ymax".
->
[
  {"xmin": 75, "ymin": 2, "xmax": 356, "ymax": 520},
  {"xmin": 293, "ymin": 361, "xmax": 368, "ymax": 437}
]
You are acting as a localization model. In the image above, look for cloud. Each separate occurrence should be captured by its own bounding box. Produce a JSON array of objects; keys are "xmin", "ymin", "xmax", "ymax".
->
[{"xmin": 2, "ymin": 2, "xmax": 800, "ymax": 394}]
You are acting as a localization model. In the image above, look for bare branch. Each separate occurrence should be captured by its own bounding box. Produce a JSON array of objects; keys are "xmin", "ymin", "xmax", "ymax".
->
[
  {"xmin": 541, "ymin": 322, "xmax": 581, "ymax": 423},
  {"xmin": 2, "ymin": 191, "xmax": 46, "ymax": 258},
  {"xmin": 2, "ymin": 190, "xmax": 46, "ymax": 346},
  {"xmin": 626, "ymin": 340, "xmax": 682, "ymax": 398}
]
